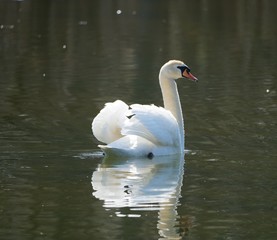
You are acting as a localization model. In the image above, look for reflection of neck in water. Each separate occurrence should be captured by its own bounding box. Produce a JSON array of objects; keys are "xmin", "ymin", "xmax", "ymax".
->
[
  {"xmin": 157, "ymin": 155, "xmax": 185, "ymax": 239},
  {"xmin": 91, "ymin": 154, "xmax": 185, "ymax": 239}
]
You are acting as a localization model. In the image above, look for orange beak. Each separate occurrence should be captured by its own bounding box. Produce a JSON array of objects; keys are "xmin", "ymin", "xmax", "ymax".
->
[{"xmin": 182, "ymin": 70, "xmax": 198, "ymax": 82}]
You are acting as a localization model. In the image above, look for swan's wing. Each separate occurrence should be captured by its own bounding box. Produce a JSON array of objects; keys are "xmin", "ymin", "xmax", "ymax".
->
[
  {"xmin": 122, "ymin": 104, "xmax": 180, "ymax": 146},
  {"xmin": 92, "ymin": 100, "xmax": 129, "ymax": 144}
]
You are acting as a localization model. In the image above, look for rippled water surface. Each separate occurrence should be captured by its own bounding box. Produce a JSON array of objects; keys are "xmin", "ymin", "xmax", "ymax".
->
[{"xmin": 1, "ymin": 0, "xmax": 276, "ymax": 239}]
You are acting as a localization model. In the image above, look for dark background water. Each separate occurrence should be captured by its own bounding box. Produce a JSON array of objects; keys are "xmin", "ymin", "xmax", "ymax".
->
[{"xmin": 0, "ymin": 0, "xmax": 276, "ymax": 239}]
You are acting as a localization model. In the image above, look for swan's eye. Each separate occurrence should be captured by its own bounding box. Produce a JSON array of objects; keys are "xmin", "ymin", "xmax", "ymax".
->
[
  {"xmin": 177, "ymin": 66, "xmax": 184, "ymax": 72},
  {"xmin": 177, "ymin": 66, "xmax": 190, "ymax": 74}
]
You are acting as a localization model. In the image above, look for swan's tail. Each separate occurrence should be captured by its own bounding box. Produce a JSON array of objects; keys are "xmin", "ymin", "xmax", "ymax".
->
[{"xmin": 92, "ymin": 100, "xmax": 129, "ymax": 144}]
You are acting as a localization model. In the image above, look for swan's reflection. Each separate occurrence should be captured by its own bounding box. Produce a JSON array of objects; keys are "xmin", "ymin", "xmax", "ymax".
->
[{"xmin": 91, "ymin": 153, "xmax": 185, "ymax": 239}]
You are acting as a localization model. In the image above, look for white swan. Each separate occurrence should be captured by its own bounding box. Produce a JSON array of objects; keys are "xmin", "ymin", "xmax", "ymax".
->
[{"xmin": 92, "ymin": 60, "xmax": 198, "ymax": 157}]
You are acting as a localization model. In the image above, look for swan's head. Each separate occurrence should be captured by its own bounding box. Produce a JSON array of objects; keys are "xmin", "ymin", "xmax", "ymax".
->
[{"xmin": 160, "ymin": 60, "xmax": 198, "ymax": 82}]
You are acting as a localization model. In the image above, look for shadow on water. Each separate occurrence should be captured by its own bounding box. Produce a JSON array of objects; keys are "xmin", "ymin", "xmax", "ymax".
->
[{"xmin": 91, "ymin": 153, "xmax": 189, "ymax": 239}]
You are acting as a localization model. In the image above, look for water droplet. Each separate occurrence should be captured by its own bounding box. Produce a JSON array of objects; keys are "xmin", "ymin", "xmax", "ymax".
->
[
  {"xmin": 78, "ymin": 20, "xmax": 88, "ymax": 25},
  {"xmin": 116, "ymin": 9, "xmax": 122, "ymax": 15}
]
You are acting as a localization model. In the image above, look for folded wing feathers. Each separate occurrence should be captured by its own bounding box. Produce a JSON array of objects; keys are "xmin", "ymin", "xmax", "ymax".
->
[{"xmin": 122, "ymin": 104, "xmax": 179, "ymax": 146}]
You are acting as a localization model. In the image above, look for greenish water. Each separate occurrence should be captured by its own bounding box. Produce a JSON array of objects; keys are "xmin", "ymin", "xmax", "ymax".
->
[{"xmin": 0, "ymin": 0, "xmax": 276, "ymax": 239}]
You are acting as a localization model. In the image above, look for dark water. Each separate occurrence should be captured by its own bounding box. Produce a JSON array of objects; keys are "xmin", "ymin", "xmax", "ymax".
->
[{"xmin": 1, "ymin": 0, "xmax": 276, "ymax": 239}]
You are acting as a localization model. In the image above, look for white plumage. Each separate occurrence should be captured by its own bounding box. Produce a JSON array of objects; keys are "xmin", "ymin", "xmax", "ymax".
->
[
  {"xmin": 92, "ymin": 60, "xmax": 198, "ymax": 157},
  {"xmin": 122, "ymin": 103, "xmax": 180, "ymax": 146},
  {"xmin": 92, "ymin": 100, "xmax": 128, "ymax": 144}
]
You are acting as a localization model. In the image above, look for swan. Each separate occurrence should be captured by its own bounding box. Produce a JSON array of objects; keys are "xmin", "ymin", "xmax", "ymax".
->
[{"xmin": 92, "ymin": 60, "xmax": 198, "ymax": 157}]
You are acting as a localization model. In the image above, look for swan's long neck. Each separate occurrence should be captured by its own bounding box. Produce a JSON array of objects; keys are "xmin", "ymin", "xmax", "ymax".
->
[{"xmin": 159, "ymin": 74, "xmax": 184, "ymax": 150}]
